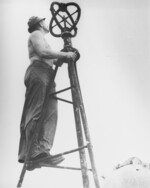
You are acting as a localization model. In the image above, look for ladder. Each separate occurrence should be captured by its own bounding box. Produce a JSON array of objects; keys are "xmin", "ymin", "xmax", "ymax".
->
[{"xmin": 17, "ymin": 2, "xmax": 100, "ymax": 188}]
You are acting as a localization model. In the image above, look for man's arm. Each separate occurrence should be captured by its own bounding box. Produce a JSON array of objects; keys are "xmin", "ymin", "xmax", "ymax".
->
[{"xmin": 29, "ymin": 31, "xmax": 75, "ymax": 60}]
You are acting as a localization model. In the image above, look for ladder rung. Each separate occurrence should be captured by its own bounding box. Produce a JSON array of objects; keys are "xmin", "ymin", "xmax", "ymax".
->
[
  {"xmin": 50, "ymin": 86, "xmax": 73, "ymax": 96},
  {"xmin": 52, "ymin": 145, "xmax": 88, "ymax": 158},
  {"xmin": 41, "ymin": 164, "xmax": 92, "ymax": 171},
  {"xmin": 53, "ymin": 96, "xmax": 73, "ymax": 104},
  {"xmin": 28, "ymin": 145, "xmax": 88, "ymax": 165}
]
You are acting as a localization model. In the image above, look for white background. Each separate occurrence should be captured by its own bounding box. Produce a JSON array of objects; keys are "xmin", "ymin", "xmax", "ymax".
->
[{"xmin": 1, "ymin": 0, "xmax": 150, "ymax": 187}]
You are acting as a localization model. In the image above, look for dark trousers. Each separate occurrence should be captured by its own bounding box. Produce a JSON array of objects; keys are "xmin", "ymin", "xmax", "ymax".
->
[{"xmin": 18, "ymin": 61, "xmax": 58, "ymax": 163}]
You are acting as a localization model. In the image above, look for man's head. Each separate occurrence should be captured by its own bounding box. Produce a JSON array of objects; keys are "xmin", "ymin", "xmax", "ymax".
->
[{"xmin": 28, "ymin": 16, "xmax": 49, "ymax": 33}]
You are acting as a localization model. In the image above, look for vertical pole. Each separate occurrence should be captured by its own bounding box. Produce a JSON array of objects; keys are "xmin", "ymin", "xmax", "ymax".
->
[
  {"xmin": 17, "ymin": 164, "xmax": 27, "ymax": 188},
  {"xmin": 73, "ymin": 64, "xmax": 100, "ymax": 188},
  {"xmin": 62, "ymin": 35, "xmax": 90, "ymax": 188},
  {"xmin": 68, "ymin": 61, "xmax": 90, "ymax": 188}
]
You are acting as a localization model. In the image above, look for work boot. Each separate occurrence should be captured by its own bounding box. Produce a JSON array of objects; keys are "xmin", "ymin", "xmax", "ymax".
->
[
  {"xmin": 26, "ymin": 162, "xmax": 42, "ymax": 171},
  {"xmin": 43, "ymin": 154, "xmax": 65, "ymax": 165},
  {"xmin": 27, "ymin": 152, "xmax": 49, "ymax": 171},
  {"xmin": 27, "ymin": 152, "xmax": 65, "ymax": 171}
]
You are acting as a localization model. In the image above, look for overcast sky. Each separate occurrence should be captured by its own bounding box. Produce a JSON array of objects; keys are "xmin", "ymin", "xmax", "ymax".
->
[{"xmin": 1, "ymin": 0, "xmax": 150, "ymax": 187}]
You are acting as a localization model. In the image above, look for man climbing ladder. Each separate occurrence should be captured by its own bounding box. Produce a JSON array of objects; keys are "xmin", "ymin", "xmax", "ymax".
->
[{"xmin": 18, "ymin": 15, "xmax": 77, "ymax": 170}]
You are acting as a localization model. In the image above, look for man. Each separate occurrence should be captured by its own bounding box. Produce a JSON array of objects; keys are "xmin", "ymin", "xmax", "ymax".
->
[{"xmin": 18, "ymin": 16, "xmax": 77, "ymax": 170}]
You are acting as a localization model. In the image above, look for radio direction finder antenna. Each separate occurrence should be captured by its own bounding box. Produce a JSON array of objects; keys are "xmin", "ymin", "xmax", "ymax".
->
[{"xmin": 49, "ymin": 2, "xmax": 81, "ymax": 38}]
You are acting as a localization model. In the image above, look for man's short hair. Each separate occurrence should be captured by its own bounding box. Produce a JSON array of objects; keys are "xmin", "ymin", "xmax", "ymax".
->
[{"xmin": 28, "ymin": 16, "xmax": 45, "ymax": 33}]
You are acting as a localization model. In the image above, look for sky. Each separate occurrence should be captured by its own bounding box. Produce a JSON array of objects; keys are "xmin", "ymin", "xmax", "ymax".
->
[{"xmin": 0, "ymin": 0, "xmax": 150, "ymax": 187}]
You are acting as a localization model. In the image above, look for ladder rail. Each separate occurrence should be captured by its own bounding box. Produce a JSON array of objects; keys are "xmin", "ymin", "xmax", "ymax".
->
[
  {"xmin": 73, "ymin": 63, "xmax": 101, "ymax": 188},
  {"xmin": 68, "ymin": 61, "xmax": 90, "ymax": 188}
]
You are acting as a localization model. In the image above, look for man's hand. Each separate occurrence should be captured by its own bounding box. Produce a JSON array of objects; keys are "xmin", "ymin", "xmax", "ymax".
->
[
  {"xmin": 53, "ymin": 52, "xmax": 76, "ymax": 67},
  {"xmin": 66, "ymin": 51, "xmax": 77, "ymax": 61}
]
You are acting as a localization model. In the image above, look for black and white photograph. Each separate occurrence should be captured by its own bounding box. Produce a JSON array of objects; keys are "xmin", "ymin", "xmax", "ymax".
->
[{"xmin": 1, "ymin": 0, "xmax": 150, "ymax": 187}]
